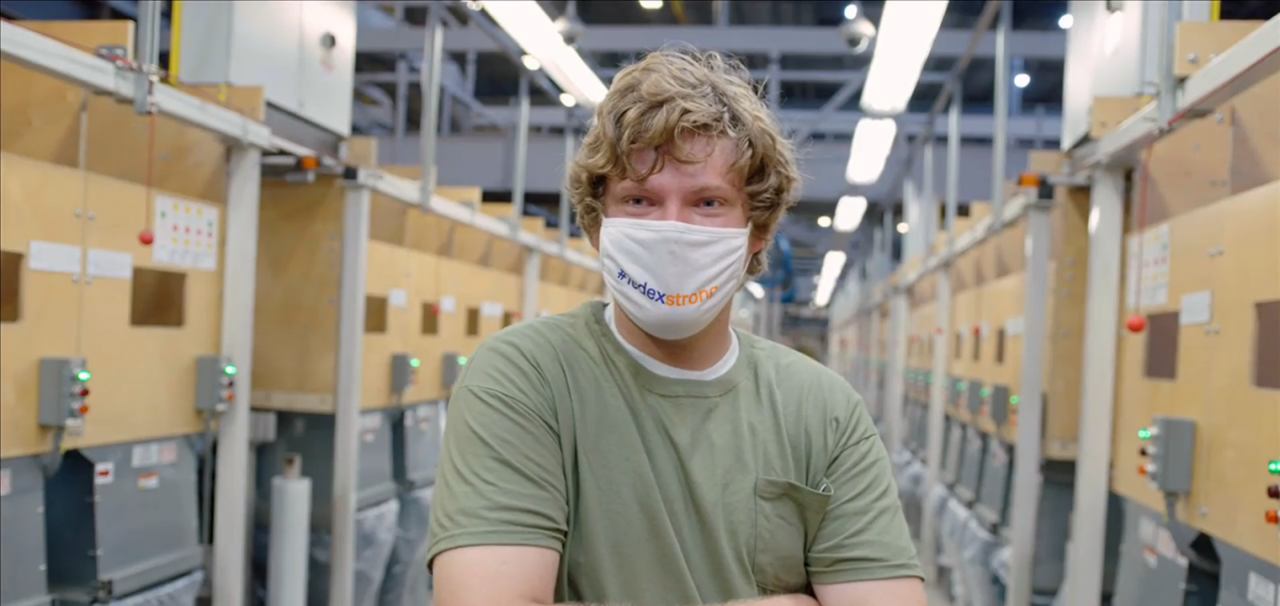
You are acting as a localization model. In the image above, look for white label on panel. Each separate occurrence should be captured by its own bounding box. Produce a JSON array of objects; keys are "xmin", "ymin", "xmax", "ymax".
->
[
  {"xmin": 1004, "ymin": 316, "xmax": 1026, "ymax": 337},
  {"xmin": 360, "ymin": 413, "xmax": 383, "ymax": 432},
  {"xmin": 388, "ymin": 288, "xmax": 408, "ymax": 308},
  {"xmin": 86, "ymin": 248, "xmax": 133, "ymax": 279},
  {"xmin": 1246, "ymin": 571, "xmax": 1277, "ymax": 606},
  {"xmin": 439, "ymin": 296, "xmax": 457, "ymax": 313},
  {"xmin": 482, "ymin": 301, "xmax": 505, "ymax": 318},
  {"xmin": 153, "ymin": 195, "xmax": 220, "ymax": 271},
  {"xmin": 28, "ymin": 240, "xmax": 82, "ymax": 275},
  {"xmin": 159, "ymin": 441, "xmax": 178, "ymax": 465},
  {"xmin": 137, "ymin": 472, "xmax": 160, "ymax": 491},
  {"xmin": 94, "ymin": 462, "xmax": 115, "ymax": 485},
  {"xmin": 132, "ymin": 443, "xmax": 161, "ymax": 468},
  {"xmin": 1179, "ymin": 290, "xmax": 1212, "ymax": 326},
  {"xmin": 0, "ymin": 468, "xmax": 10, "ymax": 497}
]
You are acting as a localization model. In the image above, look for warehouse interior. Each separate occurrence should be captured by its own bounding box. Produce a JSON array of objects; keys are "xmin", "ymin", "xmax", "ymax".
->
[{"xmin": 0, "ymin": 1, "xmax": 1276, "ymax": 606}]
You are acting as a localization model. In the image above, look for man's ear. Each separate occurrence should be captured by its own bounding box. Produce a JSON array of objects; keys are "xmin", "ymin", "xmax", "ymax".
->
[
  {"xmin": 748, "ymin": 235, "xmax": 766, "ymax": 255},
  {"xmin": 589, "ymin": 228, "xmax": 601, "ymax": 252}
]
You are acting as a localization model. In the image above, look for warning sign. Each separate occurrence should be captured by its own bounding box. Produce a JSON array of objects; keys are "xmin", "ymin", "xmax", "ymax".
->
[{"xmin": 94, "ymin": 462, "xmax": 115, "ymax": 485}]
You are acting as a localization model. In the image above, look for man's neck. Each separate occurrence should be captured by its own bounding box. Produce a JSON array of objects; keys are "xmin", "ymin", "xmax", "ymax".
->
[{"xmin": 611, "ymin": 304, "xmax": 734, "ymax": 372}]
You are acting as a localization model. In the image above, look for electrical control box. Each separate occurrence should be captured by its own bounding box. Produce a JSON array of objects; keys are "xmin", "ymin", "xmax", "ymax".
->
[
  {"xmin": 1142, "ymin": 416, "xmax": 1197, "ymax": 494},
  {"xmin": 38, "ymin": 357, "xmax": 91, "ymax": 430},
  {"xmin": 441, "ymin": 352, "xmax": 466, "ymax": 389},
  {"xmin": 195, "ymin": 355, "xmax": 237, "ymax": 413},
  {"xmin": 390, "ymin": 353, "xmax": 421, "ymax": 394},
  {"xmin": 949, "ymin": 376, "xmax": 963, "ymax": 408},
  {"xmin": 990, "ymin": 384, "xmax": 1012, "ymax": 424},
  {"xmin": 966, "ymin": 380, "xmax": 984, "ymax": 415}
]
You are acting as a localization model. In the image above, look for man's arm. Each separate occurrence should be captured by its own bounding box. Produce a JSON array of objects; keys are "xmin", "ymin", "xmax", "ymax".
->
[
  {"xmin": 804, "ymin": 391, "xmax": 927, "ymax": 606},
  {"xmin": 433, "ymin": 545, "xmax": 821, "ymax": 606}
]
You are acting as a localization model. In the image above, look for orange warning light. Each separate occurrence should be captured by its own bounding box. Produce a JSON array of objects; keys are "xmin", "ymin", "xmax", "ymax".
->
[
  {"xmin": 1137, "ymin": 464, "xmax": 1148, "ymax": 476},
  {"xmin": 299, "ymin": 156, "xmax": 320, "ymax": 170},
  {"xmin": 1265, "ymin": 510, "xmax": 1279, "ymax": 525},
  {"xmin": 1017, "ymin": 172, "xmax": 1041, "ymax": 188},
  {"xmin": 78, "ymin": 404, "xmax": 90, "ymax": 415}
]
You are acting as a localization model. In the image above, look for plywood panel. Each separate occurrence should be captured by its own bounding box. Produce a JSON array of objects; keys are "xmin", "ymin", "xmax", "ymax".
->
[
  {"xmin": 0, "ymin": 21, "xmax": 264, "ymax": 205},
  {"xmin": 362, "ymin": 242, "xmax": 416, "ymax": 410},
  {"xmin": 1142, "ymin": 110, "xmax": 1234, "ymax": 225},
  {"xmin": 1111, "ymin": 201, "xmax": 1227, "ymax": 521},
  {"xmin": 1195, "ymin": 182, "xmax": 1280, "ymax": 562},
  {"xmin": 1229, "ymin": 72, "xmax": 1280, "ymax": 195},
  {"xmin": 1042, "ymin": 188, "xmax": 1091, "ymax": 460},
  {"xmin": 0, "ymin": 153, "xmax": 87, "ymax": 458},
  {"xmin": 251, "ymin": 178, "xmax": 343, "ymax": 411}
]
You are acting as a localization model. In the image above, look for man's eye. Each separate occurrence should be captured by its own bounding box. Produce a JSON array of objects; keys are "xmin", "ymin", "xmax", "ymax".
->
[
  {"xmin": 626, "ymin": 197, "xmax": 647, "ymax": 206},
  {"xmin": 699, "ymin": 199, "xmax": 723, "ymax": 208}
]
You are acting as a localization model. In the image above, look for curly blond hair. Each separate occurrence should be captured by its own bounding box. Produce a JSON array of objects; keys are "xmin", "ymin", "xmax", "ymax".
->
[{"xmin": 566, "ymin": 47, "xmax": 802, "ymax": 277}]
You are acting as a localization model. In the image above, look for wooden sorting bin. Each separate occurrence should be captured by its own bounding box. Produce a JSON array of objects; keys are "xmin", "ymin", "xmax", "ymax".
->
[
  {"xmin": 1111, "ymin": 179, "xmax": 1280, "ymax": 565},
  {"xmin": 0, "ymin": 20, "xmax": 265, "ymax": 457},
  {"xmin": 251, "ymin": 173, "xmax": 511, "ymax": 411}
]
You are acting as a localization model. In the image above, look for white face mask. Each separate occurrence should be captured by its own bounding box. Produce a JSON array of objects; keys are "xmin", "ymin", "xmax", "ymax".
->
[{"xmin": 599, "ymin": 218, "xmax": 750, "ymax": 340}]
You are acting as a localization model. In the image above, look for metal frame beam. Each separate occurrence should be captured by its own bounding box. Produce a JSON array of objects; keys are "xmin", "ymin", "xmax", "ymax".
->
[
  {"xmin": 463, "ymin": 106, "xmax": 1062, "ymax": 140},
  {"xmin": 1069, "ymin": 15, "xmax": 1280, "ymax": 175},
  {"xmin": 356, "ymin": 24, "xmax": 1067, "ymax": 60},
  {"xmin": 357, "ymin": 68, "xmax": 951, "ymax": 87}
]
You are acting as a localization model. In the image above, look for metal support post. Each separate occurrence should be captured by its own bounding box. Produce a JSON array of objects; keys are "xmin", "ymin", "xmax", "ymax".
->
[
  {"xmin": 394, "ymin": 56, "xmax": 410, "ymax": 160},
  {"xmin": 882, "ymin": 208, "xmax": 894, "ymax": 279},
  {"xmin": 1156, "ymin": 0, "xmax": 1180, "ymax": 121},
  {"xmin": 990, "ymin": 0, "xmax": 1012, "ymax": 224},
  {"xmin": 419, "ymin": 6, "xmax": 444, "ymax": 201},
  {"xmin": 766, "ymin": 51, "xmax": 782, "ymax": 110},
  {"xmin": 714, "ymin": 0, "xmax": 730, "ymax": 26},
  {"xmin": 522, "ymin": 250, "xmax": 542, "ymax": 323},
  {"xmin": 461, "ymin": 51, "xmax": 478, "ymax": 133},
  {"xmin": 511, "ymin": 72, "xmax": 531, "ymax": 229},
  {"xmin": 1010, "ymin": 56, "xmax": 1026, "ymax": 117},
  {"xmin": 1005, "ymin": 198, "xmax": 1053, "ymax": 606},
  {"xmin": 441, "ymin": 93, "xmax": 454, "ymax": 136},
  {"xmin": 329, "ymin": 184, "xmax": 372, "ymax": 606},
  {"xmin": 886, "ymin": 292, "xmax": 908, "ymax": 453},
  {"xmin": 133, "ymin": 0, "xmax": 163, "ymax": 114},
  {"xmin": 559, "ymin": 120, "xmax": 576, "ymax": 249},
  {"xmin": 920, "ymin": 268, "xmax": 951, "ymax": 575},
  {"xmin": 921, "ymin": 86, "xmax": 963, "ymax": 576},
  {"xmin": 211, "ymin": 146, "xmax": 261, "ymax": 606},
  {"xmin": 946, "ymin": 81, "xmax": 962, "ymax": 241},
  {"xmin": 922, "ymin": 141, "xmax": 936, "ymax": 248},
  {"xmin": 1062, "ymin": 167, "xmax": 1126, "ymax": 606}
]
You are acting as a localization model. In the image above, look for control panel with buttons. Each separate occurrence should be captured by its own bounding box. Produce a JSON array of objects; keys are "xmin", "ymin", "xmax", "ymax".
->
[
  {"xmin": 391, "ymin": 353, "xmax": 421, "ymax": 394},
  {"xmin": 1136, "ymin": 416, "xmax": 1196, "ymax": 494},
  {"xmin": 195, "ymin": 355, "xmax": 237, "ymax": 413},
  {"xmin": 38, "ymin": 357, "xmax": 91, "ymax": 432}
]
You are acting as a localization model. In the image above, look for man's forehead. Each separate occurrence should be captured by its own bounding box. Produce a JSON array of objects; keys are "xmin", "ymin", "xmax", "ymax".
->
[{"xmin": 623, "ymin": 138, "xmax": 741, "ymax": 185}]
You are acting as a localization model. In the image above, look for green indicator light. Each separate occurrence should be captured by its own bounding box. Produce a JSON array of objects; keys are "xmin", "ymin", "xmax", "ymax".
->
[
  {"xmin": 1268, "ymin": 460, "xmax": 1280, "ymax": 474},
  {"xmin": 980, "ymin": 388, "xmax": 990, "ymax": 398},
  {"xmin": 408, "ymin": 357, "xmax": 421, "ymax": 368},
  {"xmin": 76, "ymin": 369, "xmax": 91, "ymax": 382},
  {"xmin": 223, "ymin": 364, "xmax": 238, "ymax": 376},
  {"xmin": 457, "ymin": 356, "xmax": 469, "ymax": 366},
  {"xmin": 1137, "ymin": 428, "xmax": 1152, "ymax": 441},
  {"xmin": 1009, "ymin": 395, "xmax": 1020, "ymax": 405}
]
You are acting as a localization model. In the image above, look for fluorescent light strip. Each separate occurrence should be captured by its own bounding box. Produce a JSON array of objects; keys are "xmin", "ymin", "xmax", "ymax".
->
[
  {"xmin": 833, "ymin": 195, "xmax": 868, "ymax": 233},
  {"xmin": 845, "ymin": 117, "xmax": 897, "ymax": 185},
  {"xmin": 480, "ymin": 1, "xmax": 609, "ymax": 108},
  {"xmin": 813, "ymin": 250, "xmax": 848, "ymax": 308},
  {"xmin": 860, "ymin": 0, "xmax": 949, "ymax": 115}
]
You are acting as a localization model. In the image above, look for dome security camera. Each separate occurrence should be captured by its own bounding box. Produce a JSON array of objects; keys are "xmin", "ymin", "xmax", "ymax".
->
[
  {"xmin": 839, "ymin": 15, "xmax": 877, "ymax": 55},
  {"xmin": 555, "ymin": 15, "xmax": 586, "ymax": 47}
]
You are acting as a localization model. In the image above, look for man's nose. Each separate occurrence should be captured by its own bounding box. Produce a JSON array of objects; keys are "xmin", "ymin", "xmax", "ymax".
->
[{"xmin": 654, "ymin": 201, "xmax": 692, "ymax": 223}]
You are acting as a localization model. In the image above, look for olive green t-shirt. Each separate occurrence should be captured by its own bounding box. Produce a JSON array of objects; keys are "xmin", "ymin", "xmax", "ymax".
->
[{"xmin": 427, "ymin": 301, "xmax": 922, "ymax": 604}]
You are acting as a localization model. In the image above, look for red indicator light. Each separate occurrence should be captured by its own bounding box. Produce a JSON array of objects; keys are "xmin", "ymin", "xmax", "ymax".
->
[
  {"xmin": 1266, "ymin": 510, "xmax": 1279, "ymax": 525},
  {"xmin": 1138, "ymin": 464, "xmax": 1148, "ymax": 476},
  {"xmin": 78, "ymin": 404, "xmax": 90, "ymax": 415},
  {"xmin": 77, "ymin": 387, "xmax": 90, "ymax": 397},
  {"xmin": 1267, "ymin": 485, "xmax": 1280, "ymax": 500},
  {"xmin": 223, "ymin": 390, "xmax": 235, "ymax": 402}
]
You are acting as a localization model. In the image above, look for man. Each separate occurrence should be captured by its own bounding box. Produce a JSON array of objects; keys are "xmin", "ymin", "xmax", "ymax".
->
[{"xmin": 428, "ymin": 48, "xmax": 925, "ymax": 606}]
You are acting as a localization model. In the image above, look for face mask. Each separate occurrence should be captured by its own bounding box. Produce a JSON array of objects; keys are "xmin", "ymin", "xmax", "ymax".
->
[{"xmin": 599, "ymin": 218, "xmax": 750, "ymax": 340}]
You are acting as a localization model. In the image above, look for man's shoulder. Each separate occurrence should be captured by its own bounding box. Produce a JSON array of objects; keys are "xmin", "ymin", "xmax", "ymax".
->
[
  {"xmin": 739, "ymin": 331, "xmax": 867, "ymax": 414},
  {"xmin": 455, "ymin": 302, "xmax": 600, "ymax": 394}
]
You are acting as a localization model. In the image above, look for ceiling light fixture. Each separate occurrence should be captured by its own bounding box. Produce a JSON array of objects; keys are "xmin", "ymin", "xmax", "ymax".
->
[
  {"xmin": 845, "ymin": 118, "xmax": 898, "ymax": 185},
  {"xmin": 833, "ymin": 195, "xmax": 868, "ymax": 233},
  {"xmin": 859, "ymin": 0, "xmax": 949, "ymax": 115},
  {"xmin": 478, "ymin": 1, "xmax": 609, "ymax": 108}
]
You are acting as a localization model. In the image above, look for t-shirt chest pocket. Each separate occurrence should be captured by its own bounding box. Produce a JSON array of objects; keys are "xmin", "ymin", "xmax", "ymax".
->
[{"xmin": 752, "ymin": 476, "xmax": 833, "ymax": 595}]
